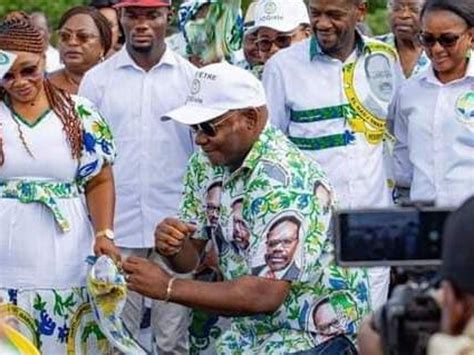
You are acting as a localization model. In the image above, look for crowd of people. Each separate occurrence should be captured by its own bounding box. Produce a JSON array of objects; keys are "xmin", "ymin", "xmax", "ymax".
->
[{"xmin": 0, "ymin": 0, "xmax": 473, "ymax": 354}]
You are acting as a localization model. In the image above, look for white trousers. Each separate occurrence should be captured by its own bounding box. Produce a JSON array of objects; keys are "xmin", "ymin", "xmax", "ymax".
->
[{"xmin": 120, "ymin": 247, "xmax": 191, "ymax": 355}]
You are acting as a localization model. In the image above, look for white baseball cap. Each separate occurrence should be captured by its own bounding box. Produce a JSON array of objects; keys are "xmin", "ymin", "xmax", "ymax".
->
[
  {"xmin": 162, "ymin": 62, "xmax": 266, "ymax": 125},
  {"xmin": 251, "ymin": 0, "xmax": 310, "ymax": 33}
]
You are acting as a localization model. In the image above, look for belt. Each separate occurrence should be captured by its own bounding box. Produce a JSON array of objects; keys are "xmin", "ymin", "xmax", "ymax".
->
[{"xmin": 0, "ymin": 180, "xmax": 80, "ymax": 232}]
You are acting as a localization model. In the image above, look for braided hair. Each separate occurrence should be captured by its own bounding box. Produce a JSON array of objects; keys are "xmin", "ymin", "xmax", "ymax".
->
[{"xmin": 0, "ymin": 13, "xmax": 83, "ymax": 165}]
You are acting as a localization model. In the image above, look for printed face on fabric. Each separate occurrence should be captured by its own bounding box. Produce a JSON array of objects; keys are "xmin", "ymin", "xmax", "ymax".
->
[
  {"xmin": 231, "ymin": 198, "xmax": 250, "ymax": 251},
  {"xmin": 308, "ymin": 0, "xmax": 366, "ymax": 57},
  {"xmin": 264, "ymin": 216, "xmax": 300, "ymax": 273},
  {"xmin": 365, "ymin": 53, "xmax": 394, "ymax": 102},
  {"xmin": 120, "ymin": 6, "xmax": 169, "ymax": 53}
]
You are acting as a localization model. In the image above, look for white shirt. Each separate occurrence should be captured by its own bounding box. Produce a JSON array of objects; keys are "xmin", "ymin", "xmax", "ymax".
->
[
  {"xmin": 46, "ymin": 45, "xmax": 63, "ymax": 73},
  {"xmin": 393, "ymin": 54, "xmax": 474, "ymax": 207},
  {"xmin": 263, "ymin": 36, "xmax": 402, "ymax": 209},
  {"xmin": 79, "ymin": 47, "xmax": 196, "ymax": 248}
]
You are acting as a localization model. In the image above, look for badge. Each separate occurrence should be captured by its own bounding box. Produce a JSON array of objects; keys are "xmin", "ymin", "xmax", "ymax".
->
[{"xmin": 455, "ymin": 91, "xmax": 474, "ymax": 125}]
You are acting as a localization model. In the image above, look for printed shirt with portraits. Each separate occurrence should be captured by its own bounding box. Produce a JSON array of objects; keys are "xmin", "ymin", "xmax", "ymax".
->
[
  {"xmin": 377, "ymin": 33, "xmax": 431, "ymax": 79},
  {"xmin": 392, "ymin": 51, "xmax": 474, "ymax": 208},
  {"xmin": 180, "ymin": 126, "xmax": 371, "ymax": 354},
  {"xmin": 263, "ymin": 34, "xmax": 403, "ymax": 210}
]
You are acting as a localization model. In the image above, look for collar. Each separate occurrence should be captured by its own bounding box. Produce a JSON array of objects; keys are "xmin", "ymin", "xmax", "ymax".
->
[
  {"xmin": 422, "ymin": 50, "xmax": 474, "ymax": 85},
  {"xmin": 115, "ymin": 45, "xmax": 177, "ymax": 71},
  {"xmin": 310, "ymin": 30, "xmax": 366, "ymax": 61},
  {"xmin": 225, "ymin": 124, "xmax": 274, "ymax": 181}
]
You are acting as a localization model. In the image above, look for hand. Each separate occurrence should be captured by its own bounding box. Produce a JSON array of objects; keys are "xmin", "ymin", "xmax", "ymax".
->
[
  {"xmin": 155, "ymin": 217, "xmax": 197, "ymax": 257},
  {"xmin": 122, "ymin": 256, "xmax": 170, "ymax": 300},
  {"xmin": 94, "ymin": 236, "xmax": 121, "ymax": 262}
]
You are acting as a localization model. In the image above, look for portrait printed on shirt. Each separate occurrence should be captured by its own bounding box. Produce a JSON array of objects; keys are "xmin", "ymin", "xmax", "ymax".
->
[
  {"xmin": 313, "ymin": 180, "xmax": 332, "ymax": 215},
  {"xmin": 230, "ymin": 198, "xmax": 251, "ymax": 253},
  {"xmin": 251, "ymin": 212, "xmax": 305, "ymax": 281},
  {"xmin": 455, "ymin": 91, "xmax": 474, "ymax": 126},
  {"xmin": 350, "ymin": 52, "xmax": 396, "ymax": 122},
  {"xmin": 306, "ymin": 297, "xmax": 350, "ymax": 345}
]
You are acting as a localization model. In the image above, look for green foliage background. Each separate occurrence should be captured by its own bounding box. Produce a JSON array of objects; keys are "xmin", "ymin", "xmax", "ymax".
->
[{"xmin": 0, "ymin": 0, "xmax": 389, "ymax": 35}]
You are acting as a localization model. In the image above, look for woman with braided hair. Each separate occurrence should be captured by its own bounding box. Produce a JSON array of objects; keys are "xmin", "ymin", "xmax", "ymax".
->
[{"xmin": 0, "ymin": 13, "xmax": 119, "ymax": 353}]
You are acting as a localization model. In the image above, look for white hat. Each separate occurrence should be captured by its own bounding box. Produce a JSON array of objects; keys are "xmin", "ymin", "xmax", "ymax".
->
[
  {"xmin": 162, "ymin": 62, "xmax": 266, "ymax": 125},
  {"xmin": 251, "ymin": 0, "xmax": 310, "ymax": 33}
]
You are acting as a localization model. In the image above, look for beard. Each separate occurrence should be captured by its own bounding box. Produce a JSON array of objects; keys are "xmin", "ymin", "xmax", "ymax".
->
[{"xmin": 131, "ymin": 43, "xmax": 153, "ymax": 53}]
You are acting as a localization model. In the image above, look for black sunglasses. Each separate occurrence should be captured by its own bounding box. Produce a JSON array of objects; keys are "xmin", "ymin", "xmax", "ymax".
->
[
  {"xmin": 418, "ymin": 30, "xmax": 468, "ymax": 48},
  {"xmin": 191, "ymin": 111, "xmax": 238, "ymax": 137},
  {"xmin": 255, "ymin": 29, "xmax": 300, "ymax": 53}
]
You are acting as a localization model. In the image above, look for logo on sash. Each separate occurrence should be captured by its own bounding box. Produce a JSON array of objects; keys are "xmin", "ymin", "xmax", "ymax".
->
[{"xmin": 455, "ymin": 91, "xmax": 474, "ymax": 125}]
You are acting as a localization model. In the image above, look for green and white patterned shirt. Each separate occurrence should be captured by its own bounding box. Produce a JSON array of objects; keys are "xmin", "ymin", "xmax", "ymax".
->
[{"xmin": 181, "ymin": 125, "xmax": 371, "ymax": 354}]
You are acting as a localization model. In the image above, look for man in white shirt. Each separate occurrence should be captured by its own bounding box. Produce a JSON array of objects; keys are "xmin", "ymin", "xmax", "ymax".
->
[
  {"xmin": 78, "ymin": 0, "xmax": 196, "ymax": 353},
  {"xmin": 262, "ymin": 0, "xmax": 402, "ymax": 309}
]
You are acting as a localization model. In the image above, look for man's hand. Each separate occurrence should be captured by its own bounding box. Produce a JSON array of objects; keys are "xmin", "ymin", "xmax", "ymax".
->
[
  {"xmin": 122, "ymin": 256, "xmax": 171, "ymax": 300},
  {"xmin": 93, "ymin": 236, "xmax": 121, "ymax": 262},
  {"xmin": 155, "ymin": 218, "xmax": 197, "ymax": 256}
]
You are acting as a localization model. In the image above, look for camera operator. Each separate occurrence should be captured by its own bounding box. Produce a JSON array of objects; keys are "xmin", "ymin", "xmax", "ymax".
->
[{"xmin": 358, "ymin": 196, "xmax": 474, "ymax": 355}]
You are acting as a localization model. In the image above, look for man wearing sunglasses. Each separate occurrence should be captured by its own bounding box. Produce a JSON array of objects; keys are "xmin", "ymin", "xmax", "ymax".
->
[
  {"xmin": 263, "ymin": 0, "xmax": 403, "ymax": 311},
  {"xmin": 122, "ymin": 62, "xmax": 371, "ymax": 354},
  {"xmin": 251, "ymin": 0, "xmax": 311, "ymax": 64},
  {"xmin": 78, "ymin": 0, "xmax": 196, "ymax": 353}
]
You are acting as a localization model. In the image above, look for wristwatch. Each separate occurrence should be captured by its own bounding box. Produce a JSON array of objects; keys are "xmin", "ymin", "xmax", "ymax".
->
[{"xmin": 95, "ymin": 229, "xmax": 115, "ymax": 241}]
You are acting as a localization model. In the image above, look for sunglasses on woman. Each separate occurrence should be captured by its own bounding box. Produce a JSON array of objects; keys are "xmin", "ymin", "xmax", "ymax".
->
[
  {"xmin": 191, "ymin": 111, "xmax": 239, "ymax": 137},
  {"xmin": 255, "ymin": 29, "xmax": 300, "ymax": 53},
  {"xmin": 1, "ymin": 60, "xmax": 42, "ymax": 86},
  {"xmin": 418, "ymin": 30, "xmax": 469, "ymax": 48},
  {"xmin": 58, "ymin": 30, "xmax": 99, "ymax": 44}
]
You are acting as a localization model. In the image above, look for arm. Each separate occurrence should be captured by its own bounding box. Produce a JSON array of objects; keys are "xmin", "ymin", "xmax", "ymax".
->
[
  {"xmin": 123, "ymin": 256, "xmax": 291, "ymax": 316},
  {"xmin": 392, "ymin": 88, "xmax": 413, "ymax": 188},
  {"xmin": 85, "ymin": 165, "xmax": 120, "ymax": 260}
]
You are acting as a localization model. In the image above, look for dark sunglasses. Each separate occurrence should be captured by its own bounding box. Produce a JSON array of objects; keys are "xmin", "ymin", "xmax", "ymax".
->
[
  {"xmin": 1, "ymin": 61, "xmax": 42, "ymax": 86},
  {"xmin": 191, "ymin": 111, "xmax": 238, "ymax": 137},
  {"xmin": 58, "ymin": 30, "xmax": 99, "ymax": 44},
  {"xmin": 255, "ymin": 32, "xmax": 294, "ymax": 53},
  {"xmin": 418, "ymin": 30, "xmax": 468, "ymax": 48}
]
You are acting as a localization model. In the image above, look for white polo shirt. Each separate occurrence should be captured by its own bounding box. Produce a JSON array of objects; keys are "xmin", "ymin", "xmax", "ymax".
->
[
  {"xmin": 393, "ymin": 53, "xmax": 474, "ymax": 207},
  {"xmin": 79, "ymin": 47, "xmax": 196, "ymax": 248},
  {"xmin": 263, "ymin": 36, "xmax": 402, "ymax": 209}
]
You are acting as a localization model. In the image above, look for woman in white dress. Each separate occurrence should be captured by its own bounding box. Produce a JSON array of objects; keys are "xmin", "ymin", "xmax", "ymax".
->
[{"xmin": 0, "ymin": 14, "xmax": 120, "ymax": 353}]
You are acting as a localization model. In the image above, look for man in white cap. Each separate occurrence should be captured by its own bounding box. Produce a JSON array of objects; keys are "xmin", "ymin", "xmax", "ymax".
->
[
  {"xmin": 122, "ymin": 62, "xmax": 371, "ymax": 354},
  {"xmin": 252, "ymin": 0, "xmax": 312, "ymax": 64},
  {"xmin": 262, "ymin": 0, "xmax": 403, "ymax": 310}
]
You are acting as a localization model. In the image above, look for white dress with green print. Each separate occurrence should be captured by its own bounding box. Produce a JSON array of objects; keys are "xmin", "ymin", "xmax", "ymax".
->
[{"xmin": 0, "ymin": 96, "xmax": 115, "ymax": 354}]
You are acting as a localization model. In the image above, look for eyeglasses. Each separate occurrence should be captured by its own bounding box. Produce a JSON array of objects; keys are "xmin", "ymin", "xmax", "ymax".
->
[
  {"xmin": 191, "ymin": 111, "xmax": 238, "ymax": 137},
  {"xmin": 255, "ymin": 31, "xmax": 297, "ymax": 53},
  {"xmin": 418, "ymin": 30, "xmax": 468, "ymax": 48},
  {"xmin": 58, "ymin": 30, "xmax": 99, "ymax": 44},
  {"xmin": 389, "ymin": 3, "xmax": 421, "ymax": 14},
  {"xmin": 0, "ymin": 60, "xmax": 42, "ymax": 86}
]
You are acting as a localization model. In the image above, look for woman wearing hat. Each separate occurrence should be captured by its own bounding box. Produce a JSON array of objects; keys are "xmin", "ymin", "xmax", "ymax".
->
[
  {"xmin": 392, "ymin": 0, "xmax": 474, "ymax": 208},
  {"xmin": 0, "ymin": 13, "xmax": 118, "ymax": 353}
]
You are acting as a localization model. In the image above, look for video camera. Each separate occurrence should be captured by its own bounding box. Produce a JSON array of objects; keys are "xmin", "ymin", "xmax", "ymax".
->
[{"xmin": 334, "ymin": 205, "xmax": 452, "ymax": 355}]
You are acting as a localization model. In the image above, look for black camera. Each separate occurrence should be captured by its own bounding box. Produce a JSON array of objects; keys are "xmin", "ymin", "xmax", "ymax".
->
[{"xmin": 334, "ymin": 206, "xmax": 452, "ymax": 355}]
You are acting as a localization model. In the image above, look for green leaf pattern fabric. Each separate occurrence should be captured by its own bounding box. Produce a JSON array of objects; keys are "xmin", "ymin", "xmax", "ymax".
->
[{"xmin": 180, "ymin": 126, "xmax": 371, "ymax": 354}]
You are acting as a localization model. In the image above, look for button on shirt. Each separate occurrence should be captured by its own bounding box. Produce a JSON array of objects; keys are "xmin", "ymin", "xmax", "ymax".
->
[
  {"xmin": 263, "ymin": 36, "xmax": 402, "ymax": 209},
  {"xmin": 79, "ymin": 47, "xmax": 196, "ymax": 248},
  {"xmin": 182, "ymin": 126, "xmax": 371, "ymax": 353},
  {"xmin": 393, "ymin": 54, "xmax": 474, "ymax": 207}
]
